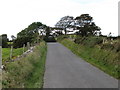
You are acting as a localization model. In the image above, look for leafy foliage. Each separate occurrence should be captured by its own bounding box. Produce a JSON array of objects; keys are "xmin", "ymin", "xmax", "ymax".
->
[
  {"xmin": 13, "ymin": 22, "xmax": 48, "ymax": 48},
  {"xmin": 58, "ymin": 37, "xmax": 120, "ymax": 79},
  {"xmin": 55, "ymin": 14, "xmax": 101, "ymax": 36},
  {"xmin": 55, "ymin": 16, "xmax": 74, "ymax": 35},
  {"xmin": 74, "ymin": 36, "xmax": 103, "ymax": 47},
  {"xmin": 2, "ymin": 41, "xmax": 47, "ymax": 88},
  {"xmin": 74, "ymin": 14, "xmax": 101, "ymax": 36},
  {"xmin": 13, "ymin": 36, "xmax": 33, "ymax": 48}
]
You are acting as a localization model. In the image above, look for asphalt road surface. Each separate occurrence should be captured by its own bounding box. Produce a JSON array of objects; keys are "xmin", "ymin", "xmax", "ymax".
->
[{"xmin": 43, "ymin": 43, "xmax": 118, "ymax": 88}]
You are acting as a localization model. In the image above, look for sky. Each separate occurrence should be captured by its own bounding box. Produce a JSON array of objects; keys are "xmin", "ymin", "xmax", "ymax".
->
[{"xmin": 0, "ymin": 0, "xmax": 119, "ymax": 39}]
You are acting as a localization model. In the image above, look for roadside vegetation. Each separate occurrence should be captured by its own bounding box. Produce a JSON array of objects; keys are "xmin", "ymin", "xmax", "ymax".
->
[
  {"xmin": 1, "ymin": 13, "xmax": 119, "ymax": 88},
  {"xmin": 2, "ymin": 48, "xmax": 27, "ymax": 63},
  {"xmin": 55, "ymin": 14, "xmax": 119, "ymax": 79},
  {"xmin": 57, "ymin": 35, "xmax": 120, "ymax": 79},
  {"xmin": 1, "ymin": 22, "xmax": 49, "ymax": 88},
  {"xmin": 2, "ymin": 41, "xmax": 47, "ymax": 88}
]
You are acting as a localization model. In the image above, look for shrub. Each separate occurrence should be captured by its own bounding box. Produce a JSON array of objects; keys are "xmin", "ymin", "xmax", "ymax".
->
[
  {"xmin": 58, "ymin": 39, "xmax": 119, "ymax": 79},
  {"xmin": 101, "ymin": 41, "xmax": 120, "ymax": 52},
  {"xmin": 74, "ymin": 36, "xmax": 103, "ymax": 47},
  {"xmin": 57, "ymin": 35, "xmax": 69, "ymax": 41},
  {"xmin": 2, "ymin": 41, "xmax": 47, "ymax": 88},
  {"xmin": 43, "ymin": 36, "xmax": 56, "ymax": 42}
]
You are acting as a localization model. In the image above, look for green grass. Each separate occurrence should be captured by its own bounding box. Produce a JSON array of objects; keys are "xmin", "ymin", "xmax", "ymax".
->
[
  {"xmin": 2, "ymin": 41, "xmax": 47, "ymax": 88},
  {"xmin": 58, "ymin": 38, "xmax": 119, "ymax": 79},
  {"xmin": 7, "ymin": 42, "xmax": 13, "ymax": 45},
  {"xmin": 2, "ymin": 47, "xmax": 27, "ymax": 63}
]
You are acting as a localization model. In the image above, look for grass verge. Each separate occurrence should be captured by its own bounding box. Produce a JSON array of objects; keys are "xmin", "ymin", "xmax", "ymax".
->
[
  {"xmin": 58, "ymin": 39, "xmax": 119, "ymax": 79},
  {"xmin": 2, "ymin": 41, "xmax": 47, "ymax": 88}
]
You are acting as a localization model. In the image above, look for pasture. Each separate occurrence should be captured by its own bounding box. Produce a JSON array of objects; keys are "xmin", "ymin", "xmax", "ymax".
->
[{"xmin": 2, "ymin": 48, "xmax": 25, "ymax": 62}]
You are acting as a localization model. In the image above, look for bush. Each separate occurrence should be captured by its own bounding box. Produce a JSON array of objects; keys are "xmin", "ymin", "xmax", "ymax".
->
[
  {"xmin": 13, "ymin": 37, "xmax": 33, "ymax": 48},
  {"xmin": 2, "ymin": 41, "xmax": 47, "ymax": 88},
  {"xmin": 101, "ymin": 41, "xmax": 120, "ymax": 52},
  {"xmin": 74, "ymin": 36, "xmax": 103, "ymax": 47},
  {"xmin": 44, "ymin": 36, "xmax": 56, "ymax": 42},
  {"xmin": 58, "ymin": 39, "xmax": 119, "ymax": 79},
  {"xmin": 57, "ymin": 35, "xmax": 69, "ymax": 41}
]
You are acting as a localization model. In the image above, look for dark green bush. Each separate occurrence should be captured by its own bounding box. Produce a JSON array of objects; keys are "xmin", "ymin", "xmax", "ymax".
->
[
  {"xmin": 74, "ymin": 36, "xmax": 103, "ymax": 47},
  {"xmin": 57, "ymin": 35, "xmax": 69, "ymax": 41},
  {"xmin": 44, "ymin": 36, "xmax": 56, "ymax": 42},
  {"xmin": 13, "ymin": 36, "xmax": 33, "ymax": 48}
]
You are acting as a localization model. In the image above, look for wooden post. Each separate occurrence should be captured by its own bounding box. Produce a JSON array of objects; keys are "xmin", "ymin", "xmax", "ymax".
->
[
  {"xmin": 27, "ymin": 42, "xmax": 30, "ymax": 50},
  {"xmin": 0, "ymin": 38, "xmax": 2, "ymax": 89},
  {"xmin": 0, "ymin": 46, "xmax": 2, "ymax": 66},
  {"xmin": 37, "ymin": 38, "xmax": 39, "ymax": 44},
  {"xmin": 103, "ymin": 39, "xmax": 105, "ymax": 44},
  {"xmin": 10, "ymin": 46, "xmax": 13, "ymax": 60},
  {"xmin": 23, "ymin": 44, "xmax": 25, "ymax": 53}
]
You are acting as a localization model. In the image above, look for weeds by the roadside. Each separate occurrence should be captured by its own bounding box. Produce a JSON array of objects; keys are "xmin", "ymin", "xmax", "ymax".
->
[
  {"xmin": 2, "ymin": 41, "xmax": 47, "ymax": 88},
  {"xmin": 58, "ymin": 38, "xmax": 119, "ymax": 79}
]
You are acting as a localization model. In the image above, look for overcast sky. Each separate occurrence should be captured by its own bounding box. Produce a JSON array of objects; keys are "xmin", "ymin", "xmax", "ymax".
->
[{"xmin": 0, "ymin": 0, "xmax": 119, "ymax": 39}]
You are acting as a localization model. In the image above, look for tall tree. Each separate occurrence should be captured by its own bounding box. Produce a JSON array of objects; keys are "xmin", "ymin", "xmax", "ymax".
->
[
  {"xmin": 55, "ymin": 16, "xmax": 74, "ymax": 35},
  {"xmin": 13, "ymin": 22, "xmax": 48, "ymax": 48},
  {"xmin": 74, "ymin": 14, "xmax": 101, "ymax": 36}
]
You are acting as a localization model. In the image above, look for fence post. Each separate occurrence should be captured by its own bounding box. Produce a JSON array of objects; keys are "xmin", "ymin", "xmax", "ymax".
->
[
  {"xmin": 0, "ymin": 47, "xmax": 1, "ymax": 90},
  {"xmin": 27, "ymin": 42, "xmax": 30, "ymax": 50},
  {"xmin": 23, "ymin": 44, "xmax": 25, "ymax": 53},
  {"xmin": 0, "ymin": 37, "xmax": 2, "ymax": 89},
  {"xmin": 103, "ymin": 39, "xmax": 105, "ymax": 44},
  {"xmin": 0, "ymin": 46, "xmax": 2, "ymax": 67},
  {"xmin": 10, "ymin": 46, "xmax": 13, "ymax": 60}
]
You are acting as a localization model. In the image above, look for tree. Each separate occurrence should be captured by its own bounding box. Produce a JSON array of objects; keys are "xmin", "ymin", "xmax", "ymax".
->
[
  {"xmin": 74, "ymin": 14, "xmax": 101, "ymax": 36},
  {"xmin": 13, "ymin": 36, "xmax": 32, "ymax": 48},
  {"xmin": 51, "ymin": 27, "xmax": 64, "ymax": 36},
  {"xmin": 55, "ymin": 16, "xmax": 74, "ymax": 35},
  {"xmin": 11, "ymin": 35, "xmax": 16, "ymax": 41},
  {"xmin": 13, "ymin": 22, "xmax": 48, "ymax": 48},
  {"xmin": 38, "ymin": 25, "xmax": 47, "ymax": 36},
  {"xmin": 17, "ymin": 22, "xmax": 43, "ymax": 39}
]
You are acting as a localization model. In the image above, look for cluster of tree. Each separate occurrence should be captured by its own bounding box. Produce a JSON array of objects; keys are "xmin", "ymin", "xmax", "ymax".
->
[
  {"xmin": 13, "ymin": 22, "xmax": 51, "ymax": 48},
  {"xmin": 1, "ymin": 14, "xmax": 102, "ymax": 48},
  {"xmin": 54, "ymin": 14, "xmax": 101, "ymax": 36}
]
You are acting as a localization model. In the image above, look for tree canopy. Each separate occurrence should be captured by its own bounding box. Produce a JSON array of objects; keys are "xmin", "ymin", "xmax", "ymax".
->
[
  {"xmin": 55, "ymin": 14, "xmax": 101, "ymax": 36},
  {"xmin": 13, "ymin": 22, "xmax": 48, "ymax": 48}
]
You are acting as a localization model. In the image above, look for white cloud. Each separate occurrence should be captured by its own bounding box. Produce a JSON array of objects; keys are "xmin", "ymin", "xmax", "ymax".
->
[{"xmin": 0, "ymin": 0, "xmax": 119, "ymax": 39}]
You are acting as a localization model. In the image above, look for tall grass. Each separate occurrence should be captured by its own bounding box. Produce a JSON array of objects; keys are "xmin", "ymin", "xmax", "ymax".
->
[
  {"xmin": 2, "ymin": 41, "xmax": 47, "ymax": 88},
  {"xmin": 58, "ymin": 38, "xmax": 119, "ymax": 79}
]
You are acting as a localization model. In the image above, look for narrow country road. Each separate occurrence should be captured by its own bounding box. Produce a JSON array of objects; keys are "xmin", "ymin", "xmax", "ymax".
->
[{"xmin": 43, "ymin": 43, "xmax": 118, "ymax": 88}]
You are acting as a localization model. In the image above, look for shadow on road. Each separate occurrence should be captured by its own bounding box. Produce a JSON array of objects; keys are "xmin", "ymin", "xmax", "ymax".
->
[{"xmin": 44, "ymin": 35, "xmax": 57, "ymax": 42}]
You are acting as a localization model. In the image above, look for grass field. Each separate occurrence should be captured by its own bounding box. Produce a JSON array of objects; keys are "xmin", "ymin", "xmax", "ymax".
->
[
  {"xmin": 2, "ymin": 41, "xmax": 47, "ymax": 88},
  {"xmin": 58, "ymin": 38, "xmax": 119, "ymax": 79},
  {"xmin": 2, "ymin": 47, "xmax": 27, "ymax": 63}
]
